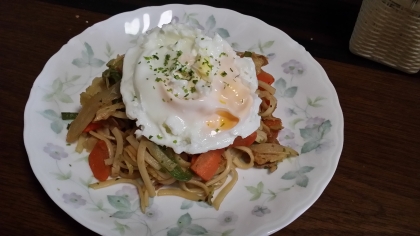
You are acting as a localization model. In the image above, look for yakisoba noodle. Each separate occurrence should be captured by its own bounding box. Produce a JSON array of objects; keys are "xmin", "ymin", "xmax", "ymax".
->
[{"xmin": 67, "ymin": 52, "xmax": 298, "ymax": 213}]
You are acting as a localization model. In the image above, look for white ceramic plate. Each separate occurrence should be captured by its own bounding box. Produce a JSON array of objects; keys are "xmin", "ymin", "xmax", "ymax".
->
[{"xmin": 24, "ymin": 4, "xmax": 343, "ymax": 236}]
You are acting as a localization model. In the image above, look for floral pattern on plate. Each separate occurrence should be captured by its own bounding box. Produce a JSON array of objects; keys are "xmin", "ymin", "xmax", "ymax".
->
[{"xmin": 24, "ymin": 5, "xmax": 343, "ymax": 236}]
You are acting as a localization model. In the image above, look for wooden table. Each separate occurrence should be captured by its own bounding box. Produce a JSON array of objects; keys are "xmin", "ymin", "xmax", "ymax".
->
[{"xmin": 1, "ymin": 0, "xmax": 419, "ymax": 235}]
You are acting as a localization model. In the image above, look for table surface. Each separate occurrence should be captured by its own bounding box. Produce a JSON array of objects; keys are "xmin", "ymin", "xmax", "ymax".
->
[{"xmin": 1, "ymin": 0, "xmax": 420, "ymax": 235}]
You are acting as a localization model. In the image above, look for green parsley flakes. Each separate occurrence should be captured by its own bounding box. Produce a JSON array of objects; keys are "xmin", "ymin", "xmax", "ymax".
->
[{"xmin": 164, "ymin": 54, "xmax": 170, "ymax": 66}]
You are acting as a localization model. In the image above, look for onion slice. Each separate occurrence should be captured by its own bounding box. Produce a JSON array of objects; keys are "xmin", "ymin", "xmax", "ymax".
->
[{"xmin": 66, "ymin": 82, "xmax": 121, "ymax": 143}]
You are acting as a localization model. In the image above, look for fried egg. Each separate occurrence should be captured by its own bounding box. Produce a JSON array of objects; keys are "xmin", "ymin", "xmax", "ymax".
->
[{"xmin": 121, "ymin": 23, "xmax": 261, "ymax": 154}]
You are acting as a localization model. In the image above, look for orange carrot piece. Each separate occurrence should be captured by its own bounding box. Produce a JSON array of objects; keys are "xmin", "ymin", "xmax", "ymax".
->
[
  {"xmin": 231, "ymin": 132, "xmax": 258, "ymax": 147},
  {"xmin": 88, "ymin": 140, "xmax": 110, "ymax": 181},
  {"xmin": 257, "ymin": 70, "xmax": 275, "ymax": 85},
  {"xmin": 190, "ymin": 149, "xmax": 224, "ymax": 181},
  {"xmin": 267, "ymin": 130, "xmax": 280, "ymax": 143},
  {"xmin": 190, "ymin": 155, "xmax": 199, "ymax": 166},
  {"xmin": 83, "ymin": 122, "xmax": 102, "ymax": 133},
  {"xmin": 263, "ymin": 118, "xmax": 282, "ymax": 130}
]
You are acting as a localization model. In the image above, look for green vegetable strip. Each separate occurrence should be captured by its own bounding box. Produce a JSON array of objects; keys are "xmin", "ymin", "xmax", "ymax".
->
[
  {"xmin": 144, "ymin": 142, "xmax": 178, "ymax": 171},
  {"xmin": 244, "ymin": 51, "xmax": 253, "ymax": 57},
  {"xmin": 159, "ymin": 147, "xmax": 193, "ymax": 182},
  {"xmin": 144, "ymin": 141, "xmax": 192, "ymax": 181},
  {"xmin": 61, "ymin": 112, "xmax": 78, "ymax": 120}
]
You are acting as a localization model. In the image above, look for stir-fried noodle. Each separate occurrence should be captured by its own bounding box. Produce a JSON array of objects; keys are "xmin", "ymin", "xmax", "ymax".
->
[{"xmin": 67, "ymin": 53, "xmax": 298, "ymax": 212}]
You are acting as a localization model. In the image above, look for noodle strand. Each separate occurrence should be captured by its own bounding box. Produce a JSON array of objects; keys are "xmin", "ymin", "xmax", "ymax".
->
[
  {"xmin": 212, "ymin": 168, "xmax": 238, "ymax": 210},
  {"xmin": 137, "ymin": 138, "xmax": 156, "ymax": 197}
]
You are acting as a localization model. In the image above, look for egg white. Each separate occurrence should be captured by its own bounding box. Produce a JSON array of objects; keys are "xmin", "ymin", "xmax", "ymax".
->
[{"xmin": 121, "ymin": 23, "xmax": 261, "ymax": 154}]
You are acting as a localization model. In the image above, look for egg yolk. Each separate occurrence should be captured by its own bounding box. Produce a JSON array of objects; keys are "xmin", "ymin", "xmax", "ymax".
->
[{"xmin": 206, "ymin": 109, "xmax": 239, "ymax": 131}]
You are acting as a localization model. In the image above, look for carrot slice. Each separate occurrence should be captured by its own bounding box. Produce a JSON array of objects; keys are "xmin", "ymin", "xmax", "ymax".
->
[
  {"xmin": 267, "ymin": 130, "xmax": 280, "ymax": 143},
  {"xmin": 231, "ymin": 132, "xmax": 257, "ymax": 147},
  {"xmin": 263, "ymin": 118, "xmax": 282, "ymax": 130},
  {"xmin": 83, "ymin": 122, "xmax": 102, "ymax": 133},
  {"xmin": 190, "ymin": 155, "xmax": 199, "ymax": 166},
  {"xmin": 190, "ymin": 149, "xmax": 224, "ymax": 181},
  {"xmin": 88, "ymin": 140, "xmax": 110, "ymax": 181},
  {"xmin": 257, "ymin": 70, "xmax": 275, "ymax": 85}
]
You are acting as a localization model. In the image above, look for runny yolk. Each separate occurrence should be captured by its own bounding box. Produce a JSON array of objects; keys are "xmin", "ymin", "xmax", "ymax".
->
[{"xmin": 206, "ymin": 110, "xmax": 239, "ymax": 131}]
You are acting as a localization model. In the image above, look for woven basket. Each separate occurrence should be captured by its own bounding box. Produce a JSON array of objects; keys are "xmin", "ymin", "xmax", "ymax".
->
[{"xmin": 349, "ymin": 0, "xmax": 420, "ymax": 74}]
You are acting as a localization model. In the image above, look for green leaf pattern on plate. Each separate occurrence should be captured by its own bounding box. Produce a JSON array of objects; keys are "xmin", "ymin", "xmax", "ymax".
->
[
  {"xmin": 42, "ymin": 74, "xmax": 81, "ymax": 104},
  {"xmin": 245, "ymin": 168, "xmax": 315, "ymax": 217},
  {"xmin": 182, "ymin": 13, "xmax": 230, "ymax": 39},
  {"xmin": 108, "ymin": 195, "xmax": 132, "ymax": 212},
  {"xmin": 105, "ymin": 41, "xmax": 115, "ymax": 58},
  {"xmin": 165, "ymin": 212, "xmax": 237, "ymax": 236},
  {"xmin": 222, "ymin": 229, "xmax": 235, "ymax": 236},
  {"xmin": 35, "ymin": 12, "xmax": 335, "ymax": 236},
  {"xmin": 180, "ymin": 200, "xmax": 212, "ymax": 210},
  {"xmin": 276, "ymin": 60, "xmax": 333, "ymax": 154},
  {"xmin": 52, "ymin": 170, "xmax": 72, "ymax": 180},
  {"xmin": 113, "ymin": 221, "xmax": 131, "ymax": 235},
  {"xmin": 72, "ymin": 42, "xmax": 105, "ymax": 68},
  {"xmin": 38, "ymin": 109, "xmax": 69, "ymax": 134}
]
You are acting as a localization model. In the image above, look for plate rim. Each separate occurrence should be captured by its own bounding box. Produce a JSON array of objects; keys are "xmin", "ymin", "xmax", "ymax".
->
[{"xmin": 24, "ymin": 4, "xmax": 344, "ymax": 236}]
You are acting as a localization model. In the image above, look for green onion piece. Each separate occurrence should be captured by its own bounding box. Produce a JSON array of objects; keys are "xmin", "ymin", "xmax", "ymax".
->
[
  {"xmin": 143, "ymin": 141, "xmax": 192, "ymax": 181},
  {"xmin": 61, "ymin": 112, "xmax": 78, "ymax": 120},
  {"xmin": 160, "ymin": 147, "xmax": 193, "ymax": 181},
  {"xmin": 102, "ymin": 68, "xmax": 122, "ymax": 86},
  {"xmin": 144, "ymin": 141, "xmax": 177, "ymax": 171},
  {"xmin": 244, "ymin": 51, "xmax": 252, "ymax": 57}
]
